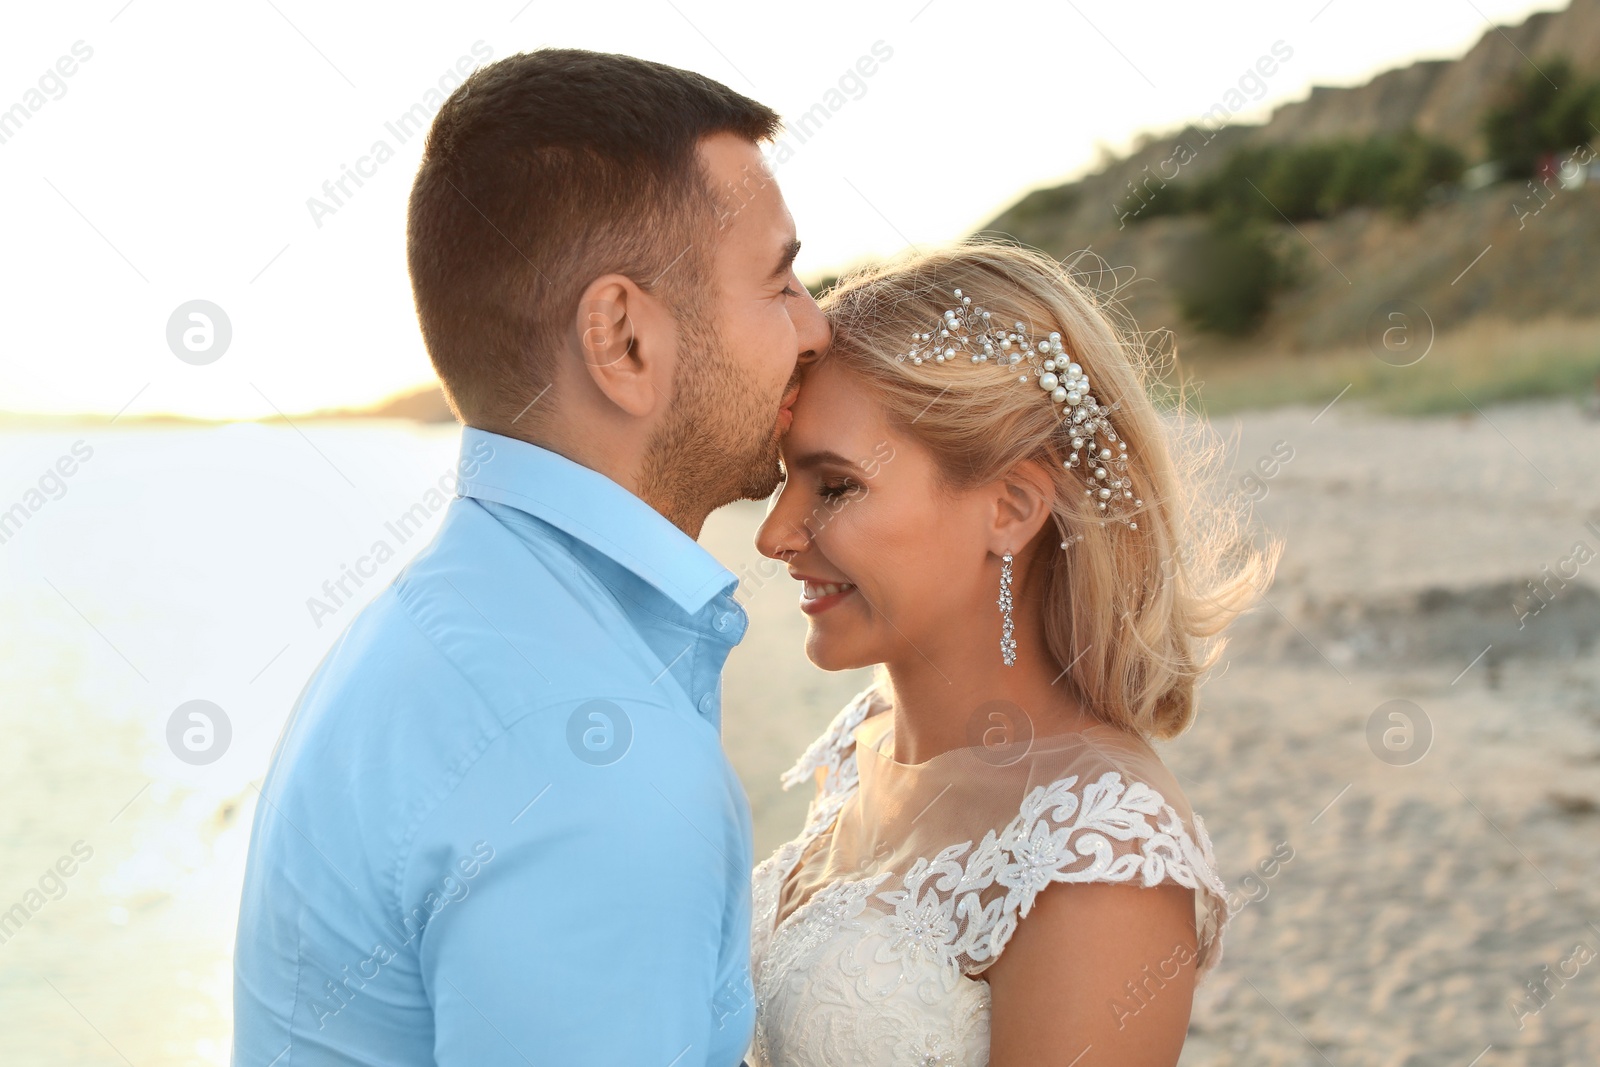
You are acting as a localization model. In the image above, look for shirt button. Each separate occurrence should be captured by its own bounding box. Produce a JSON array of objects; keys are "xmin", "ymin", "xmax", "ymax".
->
[
  {"xmin": 713, "ymin": 611, "xmax": 734, "ymax": 632},
  {"xmin": 698, "ymin": 693, "xmax": 716, "ymax": 716}
]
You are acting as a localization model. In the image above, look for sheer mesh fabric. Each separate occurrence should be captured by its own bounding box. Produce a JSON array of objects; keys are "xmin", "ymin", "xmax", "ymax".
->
[
  {"xmin": 773, "ymin": 686, "xmax": 1228, "ymax": 976},
  {"xmin": 748, "ymin": 685, "xmax": 1232, "ymax": 1067}
]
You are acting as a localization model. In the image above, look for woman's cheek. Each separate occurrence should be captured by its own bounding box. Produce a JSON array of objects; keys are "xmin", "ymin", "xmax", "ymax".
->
[
  {"xmin": 853, "ymin": 503, "xmax": 924, "ymax": 604},
  {"xmin": 815, "ymin": 499, "xmax": 866, "ymax": 565}
]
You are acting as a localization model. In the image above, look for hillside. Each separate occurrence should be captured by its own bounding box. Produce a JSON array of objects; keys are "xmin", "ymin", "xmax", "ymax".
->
[
  {"xmin": 1260, "ymin": 3, "xmax": 1600, "ymax": 155},
  {"xmin": 981, "ymin": 0, "xmax": 1600, "ymax": 362},
  {"xmin": 303, "ymin": 385, "xmax": 455, "ymax": 423}
]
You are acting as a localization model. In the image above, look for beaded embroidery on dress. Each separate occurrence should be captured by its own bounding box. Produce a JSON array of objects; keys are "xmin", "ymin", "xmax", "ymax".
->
[{"xmin": 748, "ymin": 685, "xmax": 1231, "ymax": 1067}]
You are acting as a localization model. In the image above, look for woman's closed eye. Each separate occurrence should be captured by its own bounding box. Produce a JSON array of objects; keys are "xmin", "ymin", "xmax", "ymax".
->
[{"xmin": 818, "ymin": 479, "xmax": 862, "ymax": 501}]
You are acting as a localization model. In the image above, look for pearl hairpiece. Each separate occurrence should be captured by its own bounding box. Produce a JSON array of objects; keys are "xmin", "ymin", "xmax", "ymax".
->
[{"xmin": 894, "ymin": 287, "xmax": 1142, "ymax": 533}]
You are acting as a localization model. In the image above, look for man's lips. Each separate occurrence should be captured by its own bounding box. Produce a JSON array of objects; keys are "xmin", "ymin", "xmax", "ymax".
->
[{"xmin": 776, "ymin": 385, "xmax": 800, "ymax": 433}]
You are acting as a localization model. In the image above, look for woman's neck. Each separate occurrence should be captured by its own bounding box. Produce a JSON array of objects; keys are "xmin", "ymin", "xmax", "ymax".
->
[{"xmin": 880, "ymin": 609, "xmax": 1095, "ymax": 766}]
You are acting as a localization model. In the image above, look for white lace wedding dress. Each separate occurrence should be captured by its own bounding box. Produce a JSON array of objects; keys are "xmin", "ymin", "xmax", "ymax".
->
[{"xmin": 747, "ymin": 686, "xmax": 1232, "ymax": 1067}]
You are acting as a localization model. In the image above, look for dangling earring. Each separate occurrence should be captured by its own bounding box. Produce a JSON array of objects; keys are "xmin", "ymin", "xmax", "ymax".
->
[{"xmin": 998, "ymin": 552, "xmax": 1017, "ymax": 666}]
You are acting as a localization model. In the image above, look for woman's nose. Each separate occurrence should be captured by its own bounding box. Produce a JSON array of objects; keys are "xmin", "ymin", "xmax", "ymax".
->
[{"xmin": 756, "ymin": 494, "xmax": 808, "ymax": 561}]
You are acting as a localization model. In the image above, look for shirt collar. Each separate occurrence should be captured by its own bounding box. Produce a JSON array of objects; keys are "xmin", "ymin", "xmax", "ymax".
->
[{"xmin": 454, "ymin": 426, "xmax": 739, "ymax": 616}]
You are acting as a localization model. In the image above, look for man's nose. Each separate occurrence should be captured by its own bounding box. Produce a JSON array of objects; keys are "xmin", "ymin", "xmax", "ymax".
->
[{"xmin": 795, "ymin": 297, "xmax": 832, "ymax": 367}]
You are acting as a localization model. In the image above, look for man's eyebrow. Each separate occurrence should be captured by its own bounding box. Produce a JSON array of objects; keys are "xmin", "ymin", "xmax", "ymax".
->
[
  {"xmin": 771, "ymin": 238, "xmax": 802, "ymax": 280},
  {"xmin": 788, "ymin": 448, "xmax": 861, "ymax": 471}
]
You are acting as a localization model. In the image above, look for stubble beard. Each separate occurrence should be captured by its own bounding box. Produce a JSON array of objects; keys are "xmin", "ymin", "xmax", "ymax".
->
[{"xmin": 638, "ymin": 304, "xmax": 787, "ymax": 530}]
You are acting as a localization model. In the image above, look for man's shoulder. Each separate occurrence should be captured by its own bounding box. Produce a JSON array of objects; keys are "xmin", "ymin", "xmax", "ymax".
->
[
  {"xmin": 254, "ymin": 500, "xmax": 694, "ymax": 859},
  {"xmin": 366, "ymin": 498, "xmax": 664, "ymax": 704},
  {"xmin": 280, "ymin": 497, "xmax": 679, "ymax": 767}
]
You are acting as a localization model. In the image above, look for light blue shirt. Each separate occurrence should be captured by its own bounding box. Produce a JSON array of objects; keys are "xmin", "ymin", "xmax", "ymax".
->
[{"xmin": 234, "ymin": 427, "xmax": 756, "ymax": 1066}]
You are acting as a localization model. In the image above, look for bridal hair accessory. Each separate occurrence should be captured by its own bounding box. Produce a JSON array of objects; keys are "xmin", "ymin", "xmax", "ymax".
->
[
  {"xmin": 895, "ymin": 288, "xmax": 1142, "ymax": 533},
  {"xmin": 998, "ymin": 551, "xmax": 1017, "ymax": 666}
]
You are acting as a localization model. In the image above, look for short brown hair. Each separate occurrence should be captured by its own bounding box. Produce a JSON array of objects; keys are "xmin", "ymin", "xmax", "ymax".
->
[{"xmin": 406, "ymin": 49, "xmax": 781, "ymax": 428}]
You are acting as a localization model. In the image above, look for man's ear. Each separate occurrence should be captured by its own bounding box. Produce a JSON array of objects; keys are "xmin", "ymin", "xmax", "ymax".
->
[
  {"xmin": 570, "ymin": 274, "xmax": 674, "ymax": 419},
  {"xmin": 988, "ymin": 460, "xmax": 1057, "ymax": 558}
]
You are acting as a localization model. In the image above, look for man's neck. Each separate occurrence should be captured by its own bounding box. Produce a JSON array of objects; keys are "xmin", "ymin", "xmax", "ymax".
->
[{"xmin": 486, "ymin": 420, "xmax": 710, "ymax": 541}]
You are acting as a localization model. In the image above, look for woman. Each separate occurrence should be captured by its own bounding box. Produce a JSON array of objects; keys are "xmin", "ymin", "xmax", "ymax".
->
[{"xmin": 748, "ymin": 242, "xmax": 1279, "ymax": 1066}]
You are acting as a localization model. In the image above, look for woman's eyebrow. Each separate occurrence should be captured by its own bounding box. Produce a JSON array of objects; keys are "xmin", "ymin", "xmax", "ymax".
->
[{"xmin": 786, "ymin": 449, "xmax": 862, "ymax": 471}]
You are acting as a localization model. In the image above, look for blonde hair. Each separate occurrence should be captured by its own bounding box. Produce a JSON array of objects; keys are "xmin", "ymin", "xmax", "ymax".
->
[{"xmin": 821, "ymin": 240, "xmax": 1280, "ymax": 741}]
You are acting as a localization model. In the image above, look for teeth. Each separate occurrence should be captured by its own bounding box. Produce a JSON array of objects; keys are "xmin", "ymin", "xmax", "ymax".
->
[{"xmin": 803, "ymin": 580, "xmax": 855, "ymax": 599}]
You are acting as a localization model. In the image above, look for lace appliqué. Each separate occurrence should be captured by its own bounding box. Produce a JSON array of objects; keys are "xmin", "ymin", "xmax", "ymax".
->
[
  {"xmin": 750, "ymin": 690, "xmax": 1232, "ymax": 1067},
  {"xmin": 940, "ymin": 769, "xmax": 1231, "ymax": 974},
  {"xmin": 778, "ymin": 687, "xmax": 878, "ymax": 833},
  {"xmin": 753, "ymin": 869, "xmax": 989, "ymax": 1066}
]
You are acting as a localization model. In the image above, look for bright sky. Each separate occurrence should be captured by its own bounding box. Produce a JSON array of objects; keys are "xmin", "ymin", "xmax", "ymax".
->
[{"xmin": 0, "ymin": 0, "xmax": 1560, "ymax": 419}]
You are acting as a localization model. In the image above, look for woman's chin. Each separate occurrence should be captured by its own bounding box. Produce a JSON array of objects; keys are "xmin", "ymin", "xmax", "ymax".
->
[{"xmin": 804, "ymin": 631, "xmax": 874, "ymax": 673}]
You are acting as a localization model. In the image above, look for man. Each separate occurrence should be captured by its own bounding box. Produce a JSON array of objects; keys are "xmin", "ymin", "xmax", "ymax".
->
[{"xmin": 233, "ymin": 48, "xmax": 828, "ymax": 1065}]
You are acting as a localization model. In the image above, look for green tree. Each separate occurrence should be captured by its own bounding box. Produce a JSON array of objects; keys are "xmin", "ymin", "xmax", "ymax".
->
[
  {"xmin": 1191, "ymin": 146, "xmax": 1270, "ymax": 220},
  {"xmin": 1386, "ymin": 134, "xmax": 1464, "ymax": 218},
  {"xmin": 1259, "ymin": 143, "xmax": 1342, "ymax": 220},
  {"xmin": 1321, "ymin": 138, "xmax": 1403, "ymax": 215},
  {"xmin": 1483, "ymin": 57, "xmax": 1600, "ymax": 177},
  {"xmin": 1171, "ymin": 215, "xmax": 1290, "ymax": 335}
]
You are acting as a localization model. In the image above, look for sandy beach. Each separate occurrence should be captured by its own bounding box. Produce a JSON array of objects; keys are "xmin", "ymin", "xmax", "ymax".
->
[{"xmin": 706, "ymin": 396, "xmax": 1600, "ymax": 1067}]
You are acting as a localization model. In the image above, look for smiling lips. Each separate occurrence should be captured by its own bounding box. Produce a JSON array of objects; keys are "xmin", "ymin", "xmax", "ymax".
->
[{"xmin": 797, "ymin": 576, "xmax": 856, "ymax": 615}]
